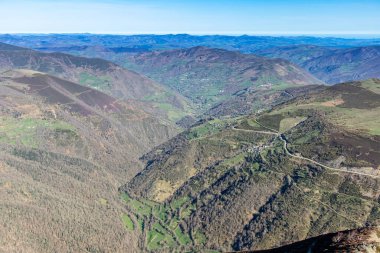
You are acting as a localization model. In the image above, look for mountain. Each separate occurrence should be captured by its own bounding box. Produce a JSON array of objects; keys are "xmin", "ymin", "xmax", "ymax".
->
[
  {"xmin": 245, "ymin": 226, "xmax": 380, "ymax": 253},
  {"xmin": 123, "ymin": 46, "xmax": 322, "ymax": 110},
  {"xmin": 0, "ymin": 69, "xmax": 179, "ymax": 252},
  {"xmin": 257, "ymin": 45, "xmax": 380, "ymax": 84},
  {"xmin": 121, "ymin": 79, "xmax": 380, "ymax": 252},
  {"xmin": 206, "ymin": 84, "xmax": 323, "ymax": 117},
  {"xmin": 0, "ymin": 42, "xmax": 192, "ymax": 122},
  {"xmin": 1, "ymin": 34, "xmax": 380, "ymax": 54}
]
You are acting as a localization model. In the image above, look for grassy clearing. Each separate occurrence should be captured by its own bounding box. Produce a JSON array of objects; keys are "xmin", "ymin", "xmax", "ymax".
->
[
  {"xmin": 122, "ymin": 192, "xmax": 196, "ymax": 250},
  {"xmin": 146, "ymin": 230, "xmax": 165, "ymax": 251},
  {"xmin": 180, "ymin": 204, "xmax": 195, "ymax": 219},
  {"xmin": 194, "ymin": 230, "xmax": 207, "ymax": 245},
  {"xmin": 268, "ymin": 98, "xmax": 380, "ymax": 136},
  {"xmin": 79, "ymin": 72, "xmax": 112, "ymax": 91},
  {"xmin": 171, "ymin": 196, "xmax": 189, "ymax": 210},
  {"xmin": 147, "ymin": 222, "xmax": 176, "ymax": 250},
  {"xmin": 235, "ymin": 118, "xmax": 266, "ymax": 131},
  {"xmin": 152, "ymin": 205, "xmax": 170, "ymax": 223},
  {"xmin": 156, "ymin": 102, "xmax": 189, "ymax": 122},
  {"xmin": 122, "ymin": 214, "xmax": 134, "ymax": 231},
  {"xmin": 357, "ymin": 79, "xmax": 380, "ymax": 95},
  {"xmin": 221, "ymin": 153, "xmax": 246, "ymax": 167},
  {"xmin": 144, "ymin": 90, "xmax": 194, "ymax": 122},
  {"xmin": 99, "ymin": 198, "xmax": 108, "ymax": 206},
  {"xmin": 327, "ymin": 107, "xmax": 380, "ymax": 136},
  {"xmin": 187, "ymin": 118, "xmax": 229, "ymax": 140},
  {"xmin": 174, "ymin": 226, "xmax": 191, "ymax": 245},
  {"xmin": 279, "ymin": 117, "xmax": 307, "ymax": 132},
  {"xmin": 257, "ymin": 114, "xmax": 285, "ymax": 132},
  {"xmin": 122, "ymin": 193, "xmax": 154, "ymax": 216},
  {"xmin": 0, "ymin": 117, "xmax": 75, "ymax": 148}
]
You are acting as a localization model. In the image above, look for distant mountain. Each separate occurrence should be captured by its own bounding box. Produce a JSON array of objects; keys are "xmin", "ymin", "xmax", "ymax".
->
[
  {"xmin": 244, "ymin": 226, "xmax": 380, "ymax": 253},
  {"xmin": 1, "ymin": 34, "xmax": 380, "ymax": 54},
  {"xmin": 121, "ymin": 79, "xmax": 380, "ymax": 252},
  {"xmin": 123, "ymin": 46, "xmax": 322, "ymax": 110},
  {"xmin": 0, "ymin": 68, "xmax": 180, "ymax": 252},
  {"xmin": 0, "ymin": 42, "xmax": 192, "ymax": 122},
  {"xmin": 257, "ymin": 45, "xmax": 380, "ymax": 84}
]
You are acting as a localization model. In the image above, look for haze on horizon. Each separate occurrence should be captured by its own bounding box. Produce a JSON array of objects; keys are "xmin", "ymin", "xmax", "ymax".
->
[{"xmin": 1, "ymin": 0, "xmax": 380, "ymax": 36}]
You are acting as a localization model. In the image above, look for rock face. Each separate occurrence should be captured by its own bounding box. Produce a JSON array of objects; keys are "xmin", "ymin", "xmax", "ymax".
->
[
  {"xmin": 258, "ymin": 45, "xmax": 380, "ymax": 84},
  {"xmin": 240, "ymin": 226, "xmax": 380, "ymax": 253}
]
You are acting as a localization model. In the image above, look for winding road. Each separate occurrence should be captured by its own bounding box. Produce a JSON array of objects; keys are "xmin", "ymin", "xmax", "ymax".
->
[{"xmin": 232, "ymin": 122, "xmax": 380, "ymax": 179}]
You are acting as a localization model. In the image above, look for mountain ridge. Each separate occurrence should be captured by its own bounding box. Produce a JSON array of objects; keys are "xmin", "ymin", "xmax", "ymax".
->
[
  {"xmin": 0, "ymin": 42, "xmax": 193, "ymax": 123},
  {"xmin": 123, "ymin": 46, "xmax": 323, "ymax": 110},
  {"xmin": 121, "ymin": 78, "xmax": 380, "ymax": 252},
  {"xmin": 258, "ymin": 45, "xmax": 380, "ymax": 84}
]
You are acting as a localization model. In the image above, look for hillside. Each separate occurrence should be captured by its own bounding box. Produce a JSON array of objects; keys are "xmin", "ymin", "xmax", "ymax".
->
[
  {"xmin": 206, "ymin": 84, "xmax": 323, "ymax": 117},
  {"xmin": 244, "ymin": 226, "xmax": 380, "ymax": 253},
  {"xmin": 0, "ymin": 42, "xmax": 192, "ymax": 122},
  {"xmin": 121, "ymin": 79, "xmax": 380, "ymax": 252},
  {"xmin": 257, "ymin": 45, "xmax": 380, "ymax": 84},
  {"xmin": 0, "ymin": 69, "xmax": 178, "ymax": 252},
  {"xmin": 122, "ymin": 46, "xmax": 323, "ymax": 110}
]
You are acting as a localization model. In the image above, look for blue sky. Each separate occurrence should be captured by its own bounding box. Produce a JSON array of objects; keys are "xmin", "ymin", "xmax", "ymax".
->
[{"xmin": 0, "ymin": 0, "xmax": 379, "ymax": 35}]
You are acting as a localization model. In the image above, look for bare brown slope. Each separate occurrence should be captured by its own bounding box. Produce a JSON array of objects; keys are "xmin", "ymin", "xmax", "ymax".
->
[
  {"xmin": 238, "ymin": 226, "xmax": 380, "ymax": 253},
  {"xmin": 0, "ymin": 69, "xmax": 178, "ymax": 165},
  {"xmin": 3, "ymin": 70, "xmax": 122, "ymax": 115},
  {"xmin": 0, "ymin": 69, "xmax": 178, "ymax": 252},
  {"xmin": 0, "ymin": 42, "xmax": 190, "ymax": 119}
]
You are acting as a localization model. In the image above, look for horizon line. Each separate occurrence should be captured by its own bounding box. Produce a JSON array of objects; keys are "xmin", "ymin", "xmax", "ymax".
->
[{"xmin": 1, "ymin": 32, "xmax": 380, "ymax": 39}]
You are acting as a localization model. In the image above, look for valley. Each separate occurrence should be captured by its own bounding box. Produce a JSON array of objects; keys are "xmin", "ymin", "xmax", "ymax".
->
[
  {"xmin": 0, "ymin": 33, "xmax": 379, "ymax": 253},
  {"xmin": 0, "ymin": 52, "xmax": 181, "ymax": 252},
  {"xmin": 122, "ymin": 79, "xmax": 380, "ymax": 252}
]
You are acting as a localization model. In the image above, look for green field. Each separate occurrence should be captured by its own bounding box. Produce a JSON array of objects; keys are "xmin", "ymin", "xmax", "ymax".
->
[
  {"xmin": 187, "ymin": 118, "xmax": 232, "ymax": 140},
  {"xmin": 121, "ymin": 192, "xmax": 196, "ymax": 251},
  {"xmin": 0, "ymin": 117, "xmax": 76, "ymax": 148},
  {"xmin": 122, "ymin": 214, "xmax": 134, "ymax": 231},
  {"xmin": 79, "ymin": 72, "xmax": 112, "ymax": 91}
]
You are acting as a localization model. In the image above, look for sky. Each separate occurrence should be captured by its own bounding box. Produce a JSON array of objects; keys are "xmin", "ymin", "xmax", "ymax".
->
[{"xmin": 0, "ymin": 0, "xmax": 379, "ymax": 35}]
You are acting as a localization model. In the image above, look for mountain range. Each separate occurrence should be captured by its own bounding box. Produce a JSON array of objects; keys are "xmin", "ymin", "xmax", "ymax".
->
[
  {"xmin": 0, "ymin": 42, "xmax": 188, "ymax": 252},
  {"xmin": 0, "ymin": 35, "xmax": 379, "ymax": 253},
  {"xmin": 123, "ymin": 46, "xmax": 322, "ymax": 110},
  {"xmin": 0, "ymin": 42, "xmax": 192, "ymax": 123},
  {"xmin": 1, "ymin": 34, "xmax": 380, "ymax": 53},
  {"xmin": 123, "ymin": 79, "xmax": 380, "ymax": 252},
  {"xmin": 257, "ymin": 45, "xmax": 380, "ymax": 84}
]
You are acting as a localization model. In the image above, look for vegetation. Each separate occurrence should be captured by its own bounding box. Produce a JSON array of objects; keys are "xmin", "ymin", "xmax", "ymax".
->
[
  {"xmin": 121, "ymin": 192, "xmax": 195, "ymax": 251},
  {"xmin": 123, "ymin": 79, "xmax": 380, "ymax": 252},
  {"xmin": 122, "ymin": 214, "xmax": 134, "ymax": 231},
  {"xmin": 0, "ymin": 63, "xmax": 179, "ymax": 253},
  {"xmin": 0, "ymin": 116, "xmax": 75, "ymax": 148},
  {"xmin": 124, "ymin": 46, "xmax": 320, "ymax": 110},
  {"xmin": 79, "ymin": 72, "xmax": 112, "ymax": 91},
  {"xmin": 1, "ymin": 37, "xmax": 380, "ymax": 253}
]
